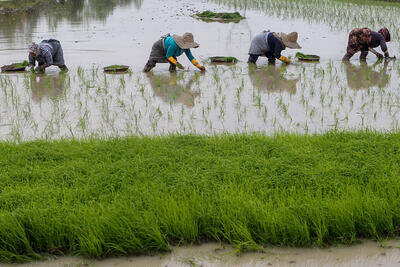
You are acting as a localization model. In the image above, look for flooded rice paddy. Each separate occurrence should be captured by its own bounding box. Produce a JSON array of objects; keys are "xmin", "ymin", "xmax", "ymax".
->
[
  {"xmin": 0, "ymin": 0, "xmax": 399, "ymax": 141},
  {"xmin": 0, "ymin": 0, "xmax": 400, "ymax": 265}
]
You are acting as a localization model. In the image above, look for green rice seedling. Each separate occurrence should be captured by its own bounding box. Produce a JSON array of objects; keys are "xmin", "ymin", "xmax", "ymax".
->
[{"xmin": 196, "ymin": 10, "xmax": 245, "ymax": 20}]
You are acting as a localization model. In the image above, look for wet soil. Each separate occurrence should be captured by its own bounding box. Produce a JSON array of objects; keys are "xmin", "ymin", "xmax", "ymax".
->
[{"xmin": 5, "ymin": 240, "xmax": 400, "ymax": 267}]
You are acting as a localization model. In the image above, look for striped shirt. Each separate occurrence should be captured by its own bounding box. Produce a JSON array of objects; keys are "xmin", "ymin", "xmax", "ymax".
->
[{"xmin": 29, "ymin": 42, "xmax": 54, "ymax": 66}]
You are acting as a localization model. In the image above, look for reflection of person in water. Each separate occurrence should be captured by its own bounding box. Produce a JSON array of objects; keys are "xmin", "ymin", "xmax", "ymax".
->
[
  {"xmin": 30, "ymin": 74, "xmax": 67, "ymax": 102},
  {"xmin": 344, "ymin": 60, "xmax": 389, "ymax": 90},
  {"xmin": 248, "ymin": 65, "xmax": 299, "ymax": 94},
  {"xmin": 145, "ymin": 72, "xmax": 201, "ymax": 107}
]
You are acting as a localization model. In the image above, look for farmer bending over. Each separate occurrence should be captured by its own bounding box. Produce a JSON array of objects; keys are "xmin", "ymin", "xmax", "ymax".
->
[
  {"xmin": 342, "ymin": 27, "xmax": 394, "ymax": 61},
  {"xmin": 28, "ymin": 39, "xmax": 68, "ymax": 72},
  {"xmin": 248, "ymin": 31, "xmax": 301, "ymax": 65},
  {"xmin": 143, "ymin": 33, "xmax": 205, "ymax": 72}
]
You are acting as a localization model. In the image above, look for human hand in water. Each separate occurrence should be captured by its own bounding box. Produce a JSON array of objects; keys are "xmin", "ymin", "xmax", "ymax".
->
[
  {"xmin": 35, "ymin": 66, "xmax": 45, "ymax": 72},
  {"xmin": 376, "ymin": 53, "xmax": 384, "ymax": 60},
  {"xmin": 176, "ymin": 62, "xmax": 184, "ymax": 69}
]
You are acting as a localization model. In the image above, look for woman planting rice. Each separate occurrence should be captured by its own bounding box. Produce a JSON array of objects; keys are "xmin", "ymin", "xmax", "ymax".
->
[
  {"xmin": 342, "ymin": 27, "xmax": 394, "ymax": 61},
  {"xmin": 143, "ymin": 32, "xmax": 205, "ymax": 72},
  {"xmin": 248, "ymin": 31, "xmax": 301, "ymax": 65},
  {"xmin": 28, "ymin": 39, "xmax": 68, "ymax": 72}
]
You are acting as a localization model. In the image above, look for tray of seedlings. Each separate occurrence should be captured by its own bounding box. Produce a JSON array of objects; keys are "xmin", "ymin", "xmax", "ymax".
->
[
  {"xmin": 195, "ymin": 10, "xmax": 245, "ymax": 22},
  {"xmin": 210, "ymin": 56, "xmax": 238, "ymax": 64},
  {"xmin": 103, "ymin": 65, "xmax": 130, "ymax": 73},
  {"xmin": 296, "ymin": 52, "xmax": 320, "ymax": 62},
  {"xmin": 1, "ymin": 60, "xmax": 29, "ymax": 72}
]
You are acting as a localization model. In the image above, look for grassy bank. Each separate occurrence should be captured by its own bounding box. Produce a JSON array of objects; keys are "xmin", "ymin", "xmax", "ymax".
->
[
  {"xmin": 0, "ymin": 0, "xmax": 69, "ymax": 14},
  {"xmin": 0, "ymin": 0, "xmax": 46, "ymax": 13},
  {"xmin": 1, "ymin": 132, "xmax": 400, "ymax": 262}
]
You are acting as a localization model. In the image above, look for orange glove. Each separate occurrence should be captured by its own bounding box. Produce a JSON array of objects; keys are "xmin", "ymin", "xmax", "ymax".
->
[
  {"xmin": 279, "ymin": 55, "xmax": 290, "ymax": 64},
  {"xmin": 191, "ymin": 59, "xmax": 205, "ymax": 71},
  {"xmin": 168, "ymin": 57, "xmax": 184, "ymax": 69}
]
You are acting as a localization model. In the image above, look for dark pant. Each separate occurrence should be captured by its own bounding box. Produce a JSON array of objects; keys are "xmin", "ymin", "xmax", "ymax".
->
[
  {"xmin": 143, "ymin": 60, "xmax": 176, "ymax": 72},
  {"xmin": 343, "ymin": 49, "xmax": 369, "ymax": 61},
  {"xmin": 143, "ymin": 39, "xmax": 176, "ymax": 72},
  {"xmin": 248, "ymin": 52, "xmax": 276, "ymax": 64}
]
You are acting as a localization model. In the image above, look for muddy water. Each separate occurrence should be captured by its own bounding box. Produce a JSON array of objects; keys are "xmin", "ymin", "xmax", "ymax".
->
[
  {"xmin": 0, "ymin": 0, "xmax": 399, "ymax": 141},
  {"xmin": 5, "ymin": 240, "xmax": 400, "ymax": 267}
]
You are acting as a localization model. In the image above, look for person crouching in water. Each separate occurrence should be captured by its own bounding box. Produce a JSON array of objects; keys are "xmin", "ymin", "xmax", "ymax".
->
[
  {"xmin": 143, "ymin": 32, "xmax": 205, "ymax": 72},
  {"xmin": 248, "ymin": 31, "xmax": 301, "ymax": 65},
  {"xmin": 28, "ymin": 39, "xmax": 68, "ymax": 72},
  {"xmin": 342, "ymin": 27, "xmax": 393, "ymax": 61}
]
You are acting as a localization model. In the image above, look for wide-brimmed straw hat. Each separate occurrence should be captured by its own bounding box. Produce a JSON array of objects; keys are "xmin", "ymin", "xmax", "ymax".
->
[
  {"xmin": 280, "ymin": 32, "xmax": 301, "ymax": 49},
  {"xmin": 173, "ymin": 33, "xmax": 199, "ymax": 49}
]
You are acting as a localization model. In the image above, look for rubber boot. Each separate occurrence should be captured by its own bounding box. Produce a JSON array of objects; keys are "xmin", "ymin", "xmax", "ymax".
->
[
  {"xmin": 143, "ymin": 60, "xmax": 156, "ymax": 72},
  {"xmin": 268, "ymin": 57, "xmax": 276, "ymax": 65},
  {"xmin": 59, "ymin": 65, "xmax": 68, "ymax": 72},
  {"xmin": 169, "ymin": 63, "xmax": 177, "ymax": 72},
  {"xmin": 360, "ymin": 51, "xmax": 368, "ymax": 61},
  {"xmin": 342, "ymin": 53, "xmax": 353, "ymax": 61}
]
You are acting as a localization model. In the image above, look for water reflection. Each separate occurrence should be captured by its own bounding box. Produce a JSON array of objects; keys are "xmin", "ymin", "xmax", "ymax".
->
[
  {"xmin": 30, "ymin": 73, "xmax": 67, "ymax": 102},
  {"xmin": 0, "ymin": 0, "xmax": 143, "ymax": 45},
  {"xmin": 248, "ymin": 65, "xmax": 299, "ymax": 94},
  {"xmin": 146, "ymin": 72, "xmax": 201, "ymax": 107},
  {"xmin": 344, "ymin": 61, "xmax": 389, "ymax": 90}
]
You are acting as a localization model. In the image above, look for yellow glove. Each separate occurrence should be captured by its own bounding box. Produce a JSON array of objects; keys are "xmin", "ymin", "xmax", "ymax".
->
[
  {"xmin": 279, "ymin": 55, "xmax": 290, "ymax": 64},
  {"xmin": 168, "ymin": 57, "xmax": 184, "ymax": 69},
  {"xmin": 191, "ymin": 59, "xmax": 205, "ymax": 71}
]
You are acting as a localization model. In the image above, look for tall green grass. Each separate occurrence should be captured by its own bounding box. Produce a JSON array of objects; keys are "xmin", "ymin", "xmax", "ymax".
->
[{"xmin": 1, "ymin": 131, "xmax": 400, "ymax": 262}]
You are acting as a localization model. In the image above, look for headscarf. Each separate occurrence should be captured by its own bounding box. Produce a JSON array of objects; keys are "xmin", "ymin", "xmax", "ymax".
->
[
  {"xmin": 28, "ymin": 42, "xmax": 40, "ymax": 55},
  {"xmin": 378, "ymin": 28, "xmax": 391, "ymax": 42}
]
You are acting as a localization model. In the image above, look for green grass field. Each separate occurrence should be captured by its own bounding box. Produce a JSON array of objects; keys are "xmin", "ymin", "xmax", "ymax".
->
[{"xmin": 1, "ymin": 131, "xmax": 400, "ymax": 262}]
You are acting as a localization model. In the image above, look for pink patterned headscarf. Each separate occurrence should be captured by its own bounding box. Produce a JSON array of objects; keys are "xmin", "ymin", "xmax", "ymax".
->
[
  {"xmin": 378, "ymin": 28, "xmax": 391, "ymax": 42},
  {"xmin": 28, "ymin": 42, "xmax": 40, "ymax": 55}
]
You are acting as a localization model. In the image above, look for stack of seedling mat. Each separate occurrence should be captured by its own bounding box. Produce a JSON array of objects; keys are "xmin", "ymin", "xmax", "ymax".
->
[
  {"xmin": 210, "ymin": 56, "xmax": 238, "ymax": 64},
  {"xmin": 296, "ymin": 52, "xmax": 320, "ymax": 62},
  {"xmin": 1, "ymin": 60, "xmax": 29, "ymax": 72},
  {"xmin": 195, "ymin": 11, "xmax": 245, "ymax": 22},
  {"xmin": 103, "ymin": 65, "xmax": 130, "ymax": 73}
]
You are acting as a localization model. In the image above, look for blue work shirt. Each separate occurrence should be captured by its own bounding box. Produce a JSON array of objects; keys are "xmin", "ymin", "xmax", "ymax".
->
[{"xmin": 164, "ymin": 36, "xmax": 194, "ymax": 61}]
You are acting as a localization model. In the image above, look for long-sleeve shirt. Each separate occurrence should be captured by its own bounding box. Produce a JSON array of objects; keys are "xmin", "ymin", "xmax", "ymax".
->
[
  {"xmin": 249, "ymin": 32, "xmax": 284, "ymax": 59},
  {"xmin": 28, "ymin": 42, "xmax": 54, "ymax": 66},
  {"xmin": 369, "ymin": 31, "xmax": 387, "ymax": 52},
  {"xmin": 164, "ymin": 36, "xmax": 194, "ymax": 61}
]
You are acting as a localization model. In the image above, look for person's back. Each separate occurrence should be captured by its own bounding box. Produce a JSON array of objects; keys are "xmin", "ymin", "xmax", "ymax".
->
[
  {"xmin": 28, "ymin": 39, "xmax": 67, "ymax": 71},
  {"xmin": 248, "ymin": 31, "xmax": 300, "ymax": 64},
  {"xmin": 249, "ymin": 31, "xmax": 270, "ymax": 55}
]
